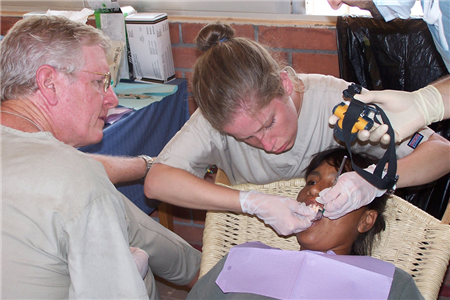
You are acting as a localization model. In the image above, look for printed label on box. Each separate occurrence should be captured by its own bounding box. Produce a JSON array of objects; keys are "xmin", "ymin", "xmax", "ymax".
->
[{"xmin": 126, "ymin": 16, "xmax": 175, "ymax": 83}]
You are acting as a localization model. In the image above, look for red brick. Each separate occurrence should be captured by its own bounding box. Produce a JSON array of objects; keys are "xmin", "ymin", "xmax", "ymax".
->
[
  {"xmin": 185, "ymin": 71, "xmax": 194, "ymax": 94},
  {"xmin": 173, "ymin": 223, "xmax": 204, "ymax": 245},
  {"xmin": 181, "ymin": 23, "xmax": 254, "ymax": 45},
  {"xmin": 169, "ymin": 22, "xmax": 180, "ymax": 44},
  {"xmin": 442, "ymin": 264, "xmax": 450, "ymax": 285},
  {"xmin": 172, "ymin": 47, "xmax": 200, "ymax": 69},
  {"xmin": 439, "ymin": 284, "xmax": 450, "ymax": 297},
  {"xmin": 150, "ymin": 209, "xmax": 159, "ymax": 219},
  {"xmin": 181, "ymin": 22, "xmax": 207, "ymax": 44},
  {"xmin": 1, "ymin": 16, "xmax": 21, "ymax": 36},
  {"xmin": 231, "ymin": 24, "xmax": 255, "ymax": 40},
  {"xmin": 445, "ymin": 274, "xmax": 450, "ymax": 285},
  {"xmin": 175, "ymin": 70, "xmax": 183, "ymax": 79},
  {"xmin": 193, "ymin": 209, "xmax": 207, "ymax": 225},
  {"xmin": 188, "ymin": 96, "xmax": 198, "ymax": 116},
  {"xmin": 438, "ymin": 266, "xmax": 450, "ymax": 300},
  {"xmin": 259, "ymin": 26, "xmax": 337, "ymax": 51},
  {"xmin": 191, "ymin": 244, "xmax": 203, "ymax": 251},
  {"xmin": 292, "ymin": 52, "xmax": 339, "ymax": 77},
  {"xmin": 87, "ymin": 19, "xmax": 96, "ymax": 28},
  {"xmin": 269, "ymin": 50, "xmax": 289, "ymax": 66},
  {"xmin": 172, "ymin": 206, "xmax": 192, "ymax": 223}
]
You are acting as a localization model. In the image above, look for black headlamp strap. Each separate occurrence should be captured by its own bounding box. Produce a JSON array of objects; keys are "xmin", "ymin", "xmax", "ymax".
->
[{"xmin": 341, "ymin": 99, "xmax": 398, "ymax": 191}]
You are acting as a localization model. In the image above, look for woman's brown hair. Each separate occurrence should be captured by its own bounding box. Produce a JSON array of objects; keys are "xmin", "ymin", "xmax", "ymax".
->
[{"xmin": 192, "ymin": 23, "xmax": 287, "ymax": 132}]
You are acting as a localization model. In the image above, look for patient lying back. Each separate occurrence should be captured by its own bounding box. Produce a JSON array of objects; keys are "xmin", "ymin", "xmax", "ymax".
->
[{"xmin": 187, "ymin": 147, "xmax": 424, "ymax": 300}]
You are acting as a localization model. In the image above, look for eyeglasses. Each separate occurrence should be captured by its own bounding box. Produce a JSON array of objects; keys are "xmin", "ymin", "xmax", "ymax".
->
[{"xmin": 81, "ymin": 70, "xmax": 111, "ymax": 93}]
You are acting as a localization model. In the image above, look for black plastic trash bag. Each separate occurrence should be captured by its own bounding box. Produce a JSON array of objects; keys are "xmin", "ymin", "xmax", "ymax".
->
[
  {"xmin": 336, "ymin": 15, "xmax": 449, "ymax": 219},
  {"xmin": 336, "ymin": 15, "xmax": 448, "ymax": 91}
]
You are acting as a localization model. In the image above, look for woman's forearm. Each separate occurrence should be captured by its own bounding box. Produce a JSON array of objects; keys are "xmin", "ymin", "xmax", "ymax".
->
[
  {"xmin": 396, "ymin": 133, "xmax": 450, "ymax": 188},
  {"xmin": 431, "ymin": 75, "xmax": 450, "ymax": 120},
  {"xmin": 89, "ymin": 154, "xmax": 149, "ymax": 185},
  {"xmin": 144, "ymin": 163, "xmax": 242, "ymax": 211}
]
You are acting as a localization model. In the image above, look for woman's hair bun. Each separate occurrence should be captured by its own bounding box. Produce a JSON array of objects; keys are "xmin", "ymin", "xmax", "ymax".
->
[{"xmin": 196, "ymin": 23, "xmax": 235, "ymax": 52}]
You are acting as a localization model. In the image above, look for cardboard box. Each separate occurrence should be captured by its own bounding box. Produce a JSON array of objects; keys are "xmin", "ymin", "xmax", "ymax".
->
[{"xmin": 125, "ymin": 13, "xmax": 175, "ymax": 84}]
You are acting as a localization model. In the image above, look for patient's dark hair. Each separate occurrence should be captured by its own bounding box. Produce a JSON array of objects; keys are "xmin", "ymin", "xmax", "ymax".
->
[{"xmin": 305, "ymin": 147, "xmax": 388, "ymax": 256}]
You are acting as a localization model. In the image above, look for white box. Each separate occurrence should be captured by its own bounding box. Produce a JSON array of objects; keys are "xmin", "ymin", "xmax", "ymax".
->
[{"xmin": 125, "ymin": 13, "xmax": 175, "ymax": 84}]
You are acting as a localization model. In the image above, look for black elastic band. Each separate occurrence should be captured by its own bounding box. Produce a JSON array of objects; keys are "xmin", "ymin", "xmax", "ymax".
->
[{"xmin": 340, "ymin": 87, "xmax": 398, "ymax": 191}]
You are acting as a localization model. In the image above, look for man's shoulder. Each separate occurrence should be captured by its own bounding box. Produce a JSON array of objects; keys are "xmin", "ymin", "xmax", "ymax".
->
[
  {"xmin": 3, "ymin": 131, "xmax": 118, "ymax": 207},
  {"xmin": 30, "ymin": 138, "xmax": 107, "ymax": 183}
]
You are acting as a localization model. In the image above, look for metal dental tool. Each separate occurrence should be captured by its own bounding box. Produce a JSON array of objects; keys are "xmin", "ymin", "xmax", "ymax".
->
[
  {"xmin": 331, "ymin": 155, "xmax": 348, "ymax": 188},
  {"xmin": 312, "ymin": 155, "xmax": 348, "ymax": 222}
]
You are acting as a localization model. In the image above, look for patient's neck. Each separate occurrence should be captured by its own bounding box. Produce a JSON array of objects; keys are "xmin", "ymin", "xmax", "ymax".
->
[{"xmin": 299, "ymin": 247, "xmax": 351, "ymax": 256}]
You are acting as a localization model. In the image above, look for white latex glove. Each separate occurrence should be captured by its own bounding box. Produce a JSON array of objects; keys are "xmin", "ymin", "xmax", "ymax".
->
[
  {"xmin": 239, "ymin": 190, "xmax": 317, "ymax": 235},
  {"xmin": 328, "ymin": 85, "xmax": 444, "ymax": 144},
  {"xmin": 316, "ymin": 165, "xmax": 386, "ymax": 219},
  {"xmin": 130, "ymin": 247, "xmax": 149, "ymax": 279}
]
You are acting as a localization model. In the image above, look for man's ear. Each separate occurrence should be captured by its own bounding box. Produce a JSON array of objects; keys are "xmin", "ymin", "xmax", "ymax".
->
[
  {"xmin": 357, "ymin": 210, "xmax": 378, "ymax": 233},
  {"xmin": 280, "ymin": 70, "xmax": 294, "ymax": 96},
  {"xmin": 36, "ymin": 65, "xmax": 59, "ymax": 106}
]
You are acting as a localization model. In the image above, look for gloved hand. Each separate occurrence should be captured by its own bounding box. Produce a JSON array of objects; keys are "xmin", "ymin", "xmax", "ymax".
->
[
  {"xmin": 239, "ymin": 190, "xmax": 317, "ymax": 235},
  {"xmin": 316, "ymin": 165, "xmax": 386, "ymax": 219},
  {"xmin": 328, "ymin": 85, "xmax": 444, "ymax": 144},
  {"xmin": 130, "ymin": 247, "xmax": 149, "ymax": 279},
  {"xmin": 328, "ymin": 114, "xmax": 391, "ymax": 144}
]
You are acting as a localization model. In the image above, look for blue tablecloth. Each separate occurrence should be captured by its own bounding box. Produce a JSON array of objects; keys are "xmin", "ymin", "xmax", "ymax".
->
[{"xmin": 79, "ymin": 79, "xmax": 190, "ymax": 214}]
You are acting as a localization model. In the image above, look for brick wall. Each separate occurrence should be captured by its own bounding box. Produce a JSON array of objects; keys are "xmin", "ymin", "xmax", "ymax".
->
[{"xmin": 169, "ymin": 21, "xmax": 340, "ymax": 115}]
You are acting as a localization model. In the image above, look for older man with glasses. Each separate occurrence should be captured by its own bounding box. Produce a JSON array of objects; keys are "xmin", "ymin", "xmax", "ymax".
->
[{"xmin": 1, "ymin": 15, "xmax": 200, "ymax": 299}]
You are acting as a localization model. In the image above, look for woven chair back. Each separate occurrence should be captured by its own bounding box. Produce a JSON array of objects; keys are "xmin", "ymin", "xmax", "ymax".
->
[{"xmin": 201, "ymin": 179, "xmax": 450, "ymax": 300}]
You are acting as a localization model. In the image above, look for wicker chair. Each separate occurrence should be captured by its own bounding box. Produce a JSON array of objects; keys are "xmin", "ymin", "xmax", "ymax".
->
[{"xmin": 201, "ymin": 177, "xmax": 450, "ymax": 300}]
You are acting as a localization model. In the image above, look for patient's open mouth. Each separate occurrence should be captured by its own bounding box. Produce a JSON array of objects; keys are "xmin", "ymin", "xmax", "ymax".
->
[{"xmin": 309, "ymin": 204, "xmax": 324, "ymax": 221}]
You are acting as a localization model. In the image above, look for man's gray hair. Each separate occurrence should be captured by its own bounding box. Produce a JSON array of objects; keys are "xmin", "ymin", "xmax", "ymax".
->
[{"xmin": 0, "ymin": 15, "xmax": 111, "ymax": 101}]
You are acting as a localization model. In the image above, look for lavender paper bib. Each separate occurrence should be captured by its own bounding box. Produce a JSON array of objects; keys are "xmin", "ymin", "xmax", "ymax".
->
[{"xmin": 216, "ymin": 242, "xmax": 395, "ymax": 300}]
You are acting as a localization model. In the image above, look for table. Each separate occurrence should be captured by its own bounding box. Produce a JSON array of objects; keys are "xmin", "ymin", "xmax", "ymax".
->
[{"xmin": 79, "ymin": 79, "xmax": 189, "ymax": 216}]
